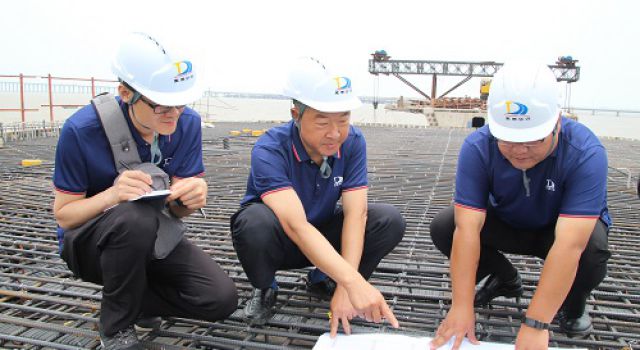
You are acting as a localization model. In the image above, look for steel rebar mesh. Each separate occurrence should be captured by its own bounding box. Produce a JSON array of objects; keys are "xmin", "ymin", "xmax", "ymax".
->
[{"xmin": 0, "ymin": 122, "xmax": 638, "ymax": 349}]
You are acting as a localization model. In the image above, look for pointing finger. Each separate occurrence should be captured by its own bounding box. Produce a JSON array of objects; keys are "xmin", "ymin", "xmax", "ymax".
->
[
  {"xmin": 381, "ymin": 303, "xmax": 399, "ymax": 328},
  {"xmin": 330, "ymin": 314, "xmax": 339, "ymax": 338}
]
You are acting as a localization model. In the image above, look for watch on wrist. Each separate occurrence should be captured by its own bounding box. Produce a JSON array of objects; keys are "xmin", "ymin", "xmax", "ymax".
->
[{"xmin": 522, "ymin": 316, "xmax": 549, "ymax": 330}]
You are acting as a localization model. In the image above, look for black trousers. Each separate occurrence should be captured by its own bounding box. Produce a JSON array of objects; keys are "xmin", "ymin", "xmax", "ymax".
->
[
  {"xmin": 68, "ymin": 202, "xmax": 238, "ymax": 337},
  {"xmin": 430, "ymin": 205, "xmax": 611, "ymax": 317},
  {"xmin": 230, "ymin": 203, "xmax": 406, "ymax": 289}
]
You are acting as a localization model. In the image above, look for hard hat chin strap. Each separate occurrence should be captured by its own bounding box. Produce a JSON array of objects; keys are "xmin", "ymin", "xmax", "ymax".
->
[
  {"xmin": 119, "ymin": 80, "xmax": 163, "ymax": 165},
  {"xmin": 121, "ymin": 80, "xmax": 152, "ymax": 131},
  {"xmin": 130, "ymin": 91, "xmax": 142, "ymax": 104},
  {"xmin": 128, "ymin": 104, "xmax": 162, "ymax": 165},
  {"xmin": 150, "ymin": 133, "xmax": 163, "ymax": 165},
  {"xmin": 129, "ymin": 103, "xmax": 152, "ymax": 131},
  {"xmin": 120, "ymin": 80, "xmax": 142, "ymax": 104}
]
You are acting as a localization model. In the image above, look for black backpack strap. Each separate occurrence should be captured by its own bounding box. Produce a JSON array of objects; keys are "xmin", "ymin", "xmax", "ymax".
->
[{"xmin": 92, "ymin": 93, "xmax": 141, "ymax": 173}]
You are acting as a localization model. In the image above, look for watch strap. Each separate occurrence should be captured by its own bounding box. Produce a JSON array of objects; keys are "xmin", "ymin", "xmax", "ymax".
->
[{"xmin": 522, "ymin": 316, "xmax": 550, "ymax": 330}]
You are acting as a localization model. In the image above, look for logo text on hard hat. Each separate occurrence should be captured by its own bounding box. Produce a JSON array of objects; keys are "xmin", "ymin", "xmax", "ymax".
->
[
  {"xmin": 334, "ymin": 77, "xmax": 352, "ymax": 95},
  {"xmin": 504, "ymin": 101, "xmax": 530, "ymax": 121},
  {"xmin": 174, "ymin": 61, "xmax": 194, "ymax": 83}
]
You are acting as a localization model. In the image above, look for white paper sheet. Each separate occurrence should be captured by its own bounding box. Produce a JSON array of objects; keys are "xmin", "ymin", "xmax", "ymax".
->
[
  {"xmin": 312, "ymin": 333, "xmax": 585, "ymax": 350},
  {"xmin": 128, "ymin": 189, "xmax": 171, "ymax": 202}
]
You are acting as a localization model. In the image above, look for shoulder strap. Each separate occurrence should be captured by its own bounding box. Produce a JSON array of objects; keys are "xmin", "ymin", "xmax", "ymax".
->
[{"xmin": 92, "ymin": 93, "xmax": 141, "ymax": 173}]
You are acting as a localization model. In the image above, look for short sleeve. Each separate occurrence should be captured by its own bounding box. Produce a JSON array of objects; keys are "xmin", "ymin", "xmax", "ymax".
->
[
  {"xmin": 559, "ymin": 145, "xmax": 607, "ymax": 217},
  {"xmin": 454, "ymin": 140, "xmax": 489, "ymax": 210},
  {"xmin": 173, "ymin": 121, "xmax": 205, "ymax": 178},
  {"xmin": 342, "ymin": 133, "xmax": 368, "ymax": 191},
  {"xmin": 53, "ymin": 122, "xmax": 88, "ymax": 194},
  {"xmin": 250, "ymin": 145, "xmax": 293, "ymax": 198}
]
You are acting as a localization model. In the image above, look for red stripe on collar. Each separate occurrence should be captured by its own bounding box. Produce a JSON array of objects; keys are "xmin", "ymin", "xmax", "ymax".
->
[{"xmin": 292, "ymin": 143, "xmax": 301, "ymax": 162}]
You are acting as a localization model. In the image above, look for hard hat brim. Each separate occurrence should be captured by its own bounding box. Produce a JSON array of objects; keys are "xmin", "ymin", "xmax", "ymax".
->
[
  {"xmin": 127, "ymin": 80, "xmax": 204, "ymax": 106},
  {"xmin": 488, "ymin": 110, "xmax": 559, "ymax": 143},
  {"xmin": 295, "ymin": 95, "xmax": 363, "ymax": 113}
]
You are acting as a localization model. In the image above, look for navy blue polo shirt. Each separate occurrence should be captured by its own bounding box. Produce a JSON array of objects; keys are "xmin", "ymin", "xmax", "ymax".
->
[
  {"xmin": 53, "ymin": 97, "xmax": 204, "ymax": 245},
  {"xmin": 241, "ymin": 120, "xmax": 368, "ymax": 226},
  {"xmin": 454, "ymin": 117, "xmax": 610, "ymax": 229}
]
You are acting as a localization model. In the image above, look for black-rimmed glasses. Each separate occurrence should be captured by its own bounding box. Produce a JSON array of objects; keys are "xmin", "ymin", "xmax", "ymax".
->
[
  {"xmin": 496, "ymin": 123, "xmax": 558, "ymax": 149},
  {"xmin": 139, "ymin": 97, "xmax": 186, "ymax": 115},
  {"xmin": 496, "ymin": 138, "xmax": 546, "ymax": 149}
]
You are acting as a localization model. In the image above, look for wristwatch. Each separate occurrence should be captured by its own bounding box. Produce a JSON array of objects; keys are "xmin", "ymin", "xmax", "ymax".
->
[{"xmin": 521, "ymin": 316, "xmax": 550, "ymax": 330}]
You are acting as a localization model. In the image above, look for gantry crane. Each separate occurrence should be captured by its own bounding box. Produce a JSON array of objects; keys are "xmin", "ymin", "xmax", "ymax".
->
[{"xmin": 369, "ymin": 50, "xmax": 580, "ymax": 108}]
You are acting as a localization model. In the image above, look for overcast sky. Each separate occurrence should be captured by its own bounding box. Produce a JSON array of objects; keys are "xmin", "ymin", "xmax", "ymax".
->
[{"xmin": 2, "ymin": 0, "xmax": 638, "ymax": 110}]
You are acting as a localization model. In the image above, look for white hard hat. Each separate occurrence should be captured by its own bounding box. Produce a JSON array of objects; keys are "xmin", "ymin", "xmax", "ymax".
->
[
  {"xmin": 111, "ymin": 32, "xmax": 202, "ymax": 106},
  {"xmin": 282, "ymin": 57, "xmax": 362, "ymax": 113},
  {"xmin": 487, "ymin": 61, "xmax": 560, "ymax": 142}
]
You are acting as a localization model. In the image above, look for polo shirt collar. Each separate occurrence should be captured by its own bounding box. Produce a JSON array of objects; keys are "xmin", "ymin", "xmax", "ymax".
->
[{"xmin": 289, "ymin": 120, "xmax": 341, "ymax": 163}]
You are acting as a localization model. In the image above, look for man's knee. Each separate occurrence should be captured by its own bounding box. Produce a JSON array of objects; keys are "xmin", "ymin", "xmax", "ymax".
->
[
  {"xmin": 106, "ymin": 202, "xmax": 158, "ymax": 250},
  {"xmin": 196, "ymin": 278, "xmax": 239, "ymax": 321},
  {"xmin": 580, "ymin": 221, "xmax": 611, "ymax": 270},
  {"xmin": 231, "ymin": 204, "xmax": 280, "ymax": 250},
  {"xmin": 430, "ymin": 206, "xmax": 455, "ymax": 254},
  {"xmin": 366, "ymin": 204, "xmax": 405, "ymax": 248},
  {"xmin": 379, "ymin": 204, "xmax": 405, "ymax": 243}
]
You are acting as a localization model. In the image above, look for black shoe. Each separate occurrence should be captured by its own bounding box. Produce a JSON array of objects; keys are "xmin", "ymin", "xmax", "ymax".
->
[
  {"xmin": 243, "ymin": 287, "xmax": 278, "ymax": 325},
  {"xmin": 306, "ymin": 277, "xmax": 337, "ymax": 300},
  {"xmin": 558, "ymin": 308, "xmax": 593, "ymax": 337},
  {"xmin": 474, "ymin": 272, "xmax": 524, "ymax": 306},
  {"xmin": 134, "ymin": 316, "xmax": 162, "ymax": 332},
  {"xmin": 99, "ymin": 325, "xmax": 142, "ymax": 350}
]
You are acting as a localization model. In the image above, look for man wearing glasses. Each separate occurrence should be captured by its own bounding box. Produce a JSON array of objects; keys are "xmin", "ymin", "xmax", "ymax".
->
[
  {"xmin": 429, "ymin": 61, "xmax": 610, "ymax": 350},
  {"xmin": 52, "ymin": 33, "xmax": 237, "ymax": 350}
]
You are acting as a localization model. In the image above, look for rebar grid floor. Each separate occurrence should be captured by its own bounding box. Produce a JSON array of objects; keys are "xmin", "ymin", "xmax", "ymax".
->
[{"xmin": 0, "ymin": 122, "xmax": 638, "ymax": 350}]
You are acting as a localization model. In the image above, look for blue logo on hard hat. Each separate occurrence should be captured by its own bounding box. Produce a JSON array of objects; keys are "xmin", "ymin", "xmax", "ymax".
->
[
  {"xmin": 504, "ymin": 101, "xmax": 530, "ymax": 121},
  {"xmin": 334, "ymin": 77, "xmax": 352, "ymax": 95},
  {"xmin": 173, "ymin": 61, "xmax": 194, "ymax": 83},
  {"xmin": 505, "ymin": 101, "xmax": 528, "ymax": 115}
]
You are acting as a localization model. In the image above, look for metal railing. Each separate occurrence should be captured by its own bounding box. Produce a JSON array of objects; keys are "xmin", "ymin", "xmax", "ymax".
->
[
  {"xmin": 571, "ymin": 107, "xmax": 640, "ymax": 117},
  {"xmin": 0, "ymin": 74, "xmax": 117, "ymax": 123},
  {"xmin": 0, "ymin": 121, "xmax": 64, "ymax": 145}
]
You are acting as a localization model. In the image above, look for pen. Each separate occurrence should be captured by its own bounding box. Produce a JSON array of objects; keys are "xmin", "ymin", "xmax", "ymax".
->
[
  {"xmin": 175, "ymin": 198, "xmax": 207, "ymax": 219},
  {"xmin": 122, "ymin": 161, "xmax": 206, "ymax": 218},
  {"xmin": 120, "ymin": 161, "xmax": 152, "ymax": 193}
]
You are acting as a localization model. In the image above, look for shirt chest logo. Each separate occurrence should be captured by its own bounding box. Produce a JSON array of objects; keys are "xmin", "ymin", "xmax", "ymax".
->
[
  {"xmin": 333, "ymin": 176, "xmax": 343, "ymax": 187},
  {"xmin": 546, "ymin": 179, "xmax": 556, "ymax": 192}
]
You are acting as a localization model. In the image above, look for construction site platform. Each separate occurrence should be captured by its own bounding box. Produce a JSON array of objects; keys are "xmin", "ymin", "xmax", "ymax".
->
[{"xmin": 0, "ymin": 122, "xmax": 638, "ymax": 349}]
